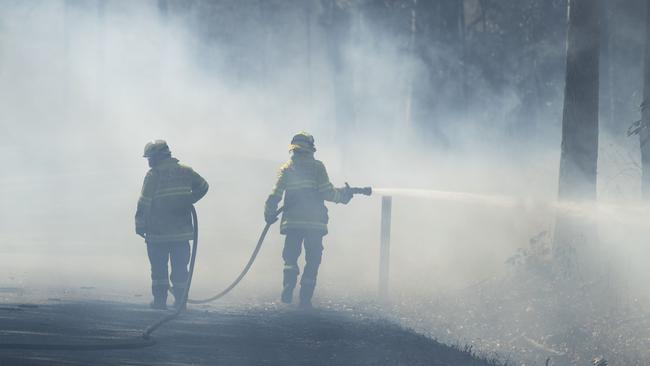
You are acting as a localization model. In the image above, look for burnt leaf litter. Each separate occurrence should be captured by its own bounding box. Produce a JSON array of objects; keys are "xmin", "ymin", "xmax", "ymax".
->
[{"xmin": 0, "ymin": 299, "xmax": 504, "ymax": 366}]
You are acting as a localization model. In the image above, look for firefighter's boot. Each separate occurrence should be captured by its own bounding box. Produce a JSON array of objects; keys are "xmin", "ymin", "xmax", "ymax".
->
[
  {"xmin": 299, "ymin": 279, "xmax": 316, "ymax": 309},
  {"xmin": 281, "ymin": 265, "xmax": 299, "ymax": 304},
  {"xmin": 172, "ymin": 287, "xmax": 187, "ymax": 310},
  {"xmin": 150, "ymin": 285, "xmax": 168, "ymax": 310}
]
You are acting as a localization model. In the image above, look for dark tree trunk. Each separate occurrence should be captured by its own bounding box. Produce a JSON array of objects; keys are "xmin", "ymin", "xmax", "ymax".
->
[
  {"xmin": 96, "ymin": 0, "xmax": 107, "ymax": 126},
  {"xmin": 558, "ymin": 0, "xmax": 600, "ymax": 201},
  {"xmin": 599, "ymin": 0, "xmax": 614, "ymax": 131},
  {"xmin": 320, "ymin": 0, "xmax": 355, "ymax": 146},
  {"xmin": 304, "ymin": 0, "xmax": 315, "ymax": 112},
  {"xmin": 157, "ymin": 0, "xmax": 168, "ymax": 17},
  {"xmin": 408, "ymin": 0, "xmax": 462, "ymax": 145},
  {"xmin": 63, "ymin": 0, "xmax": 72, "ymax": 125},
  {"xmin": 554, "ymin": 0, "xmax": 600, "ymax": 276},
  {"xmin": 438, "ymin": 0, "xmax": 465, "ymax": 106},
  {"xmin": 404, "ymin": 0, "xmax": 417, "ymax": 127},
  {"xmin": 640, "ymin": 0, "xmax": 650, "ymax": 199}
]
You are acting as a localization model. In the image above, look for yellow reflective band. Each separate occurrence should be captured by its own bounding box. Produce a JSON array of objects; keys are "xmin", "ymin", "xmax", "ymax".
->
[
  {"xmin": 285, "ymin": 182, "xmax": 318, "ymax": 190},
  {"xmin": 281, "ymin": 221, "xmax": 327, "ymax": 229},
  {"xmin": 156, "ymin": 191, "xmax": 191, "ymax": 199},
  {"xmin": 157, "ymin": 186, "xmax": 190, "ymax": 194},
  {"xmin": 286, "ymin": 179, "xmax": 316, "ymax": 184},
  {"xmin": 318, "ymin": 184, "xmax": 334, "ymax": 193},
  {"xmin": 146, "ymin": 232, "xmax": 194, "ymax": 241}
]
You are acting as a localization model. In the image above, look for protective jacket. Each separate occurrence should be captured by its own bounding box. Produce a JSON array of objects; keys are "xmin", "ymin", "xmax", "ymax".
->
[
  {"xmin": 265, "ymin": 152, "xmax": 346, "ymax": 235},
  {"xmin": 135, "ymin": 157, "xmax": 209, "ymax": 243}
]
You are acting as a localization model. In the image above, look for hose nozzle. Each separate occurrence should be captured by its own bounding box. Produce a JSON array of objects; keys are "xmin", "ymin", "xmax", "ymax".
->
[{"xmin": 347, "ymin": 185, "xmax": 372, "ymax": 196}]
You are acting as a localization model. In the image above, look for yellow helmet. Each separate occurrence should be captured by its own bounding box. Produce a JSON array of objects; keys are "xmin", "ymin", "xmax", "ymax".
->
[
  {"xmin": 289, "ymin": 132, "xmax": 316, "ymax": 153},
  {"xmin": 143, "ymin": 139, "xmax": 171, "ymax": 158}
]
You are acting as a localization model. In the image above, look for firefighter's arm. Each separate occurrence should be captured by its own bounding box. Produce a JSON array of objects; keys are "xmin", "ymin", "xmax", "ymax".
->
[
  {"xmin": 264, "ymin": 167, "xmax": 286, "ymax": 223},
  {"xmin": 190, "ymin": 170, "xmax": 209, "ymax": 204},
  {"xmin": 135, "ymin": 171, "xmax": 155, "ymax": 237},
  {"xmin": 316, "ymin": 162, "xmax": 350, "ymax": 204}
]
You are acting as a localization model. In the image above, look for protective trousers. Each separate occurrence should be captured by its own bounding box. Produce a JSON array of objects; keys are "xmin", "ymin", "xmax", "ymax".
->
[
  {"xmin": 282, "ymin": 230, "xmax": 324, "ymax": 305},
  {"xmin": 146, "ymin": 241, "xmax": 190, "ymax": 305}
]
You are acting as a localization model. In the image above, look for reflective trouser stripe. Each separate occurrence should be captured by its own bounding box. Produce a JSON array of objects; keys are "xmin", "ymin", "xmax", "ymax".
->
[
  {"xmin": 281, "ymin": 222, "xmax": 327, "ymax": 231},
  {"xmin": 284, "ymin": 264, "xmax": 299, "ymax": 274},
  {"xmin": 146, "ymin": 232, "xmax": 194, "ymax": 242},
  {"xmin": 152, "ymin": 279, "xmax": 169, "ymax": 286}
]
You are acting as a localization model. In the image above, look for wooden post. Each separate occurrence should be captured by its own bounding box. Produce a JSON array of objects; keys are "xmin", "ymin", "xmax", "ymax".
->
[{"xmin": 379, "ymin": 196, "xmax": 392, "ymax": 298}]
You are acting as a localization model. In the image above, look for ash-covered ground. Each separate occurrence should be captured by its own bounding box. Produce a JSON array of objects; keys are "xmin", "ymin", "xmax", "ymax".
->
[
  {"xmin": 0, "ymin": 287, "xmax": 502, "ymax": 366},
  {"xmin": 379, "ymin": 254, "xmax": 650, "ymax": 366}
]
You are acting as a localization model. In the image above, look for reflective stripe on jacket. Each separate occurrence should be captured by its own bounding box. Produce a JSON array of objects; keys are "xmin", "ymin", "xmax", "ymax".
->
[
  {"xmin": 265, "ymin": 152, "xmax": 344, "ymax": 235},
  {"xmin": 135, "ymin": 157, "xmax": 209, "ymax": 243}
]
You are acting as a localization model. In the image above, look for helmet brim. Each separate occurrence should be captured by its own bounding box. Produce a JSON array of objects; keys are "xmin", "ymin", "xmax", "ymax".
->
[{"xmin": 289, "ymin": 144, "xmax": 316, "ymax": 153}]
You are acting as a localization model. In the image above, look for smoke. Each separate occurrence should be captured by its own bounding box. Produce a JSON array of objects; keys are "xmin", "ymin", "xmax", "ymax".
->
[{"xmin": 1, "ymin": 0, "xmax": 649, "ymax": 363}]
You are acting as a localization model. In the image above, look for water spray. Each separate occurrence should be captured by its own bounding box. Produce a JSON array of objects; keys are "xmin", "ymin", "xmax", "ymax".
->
[{"xmin": 372, "ymin": 187, "xmax": 650, "ymax": 225}]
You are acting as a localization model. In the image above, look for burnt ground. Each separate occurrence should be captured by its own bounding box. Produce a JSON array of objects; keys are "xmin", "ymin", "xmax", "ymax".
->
[{"xmin": 0, "ymin": 299, "xmax": 503, "ymax": 366}]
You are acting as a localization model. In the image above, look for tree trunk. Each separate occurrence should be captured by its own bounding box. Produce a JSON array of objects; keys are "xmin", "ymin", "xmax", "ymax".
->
[
  {"xmin": 599, "ymin": 0, "xmax": 614, "ymax": 132},
  {"xmin": 458, "ymin": 0, "xmax": 467, "ymax": 103},
  {"xmin": 304, "ymin": 0, "xmax": 315, "ymax": 114},
  {"xmin": 96, "ymin": 0, "xmax": 107, "ymax": 126},
  {"xmin": 554, "ymin": 0, "xmax": 600, "ymax": 278},
  {"xmin": 404, "ymin": 0, "xmax": 417, "ymax": 127},
  {"xmin": 320, "ymin": 0, "xmax": 354, "ymax": 148},
  {"xmin": 157, "ymin": 0, "xmax": 168, "ymax": 17},
  {"xmin": 63, "ymin": 0, "xmax": 72, "ymax": 126},
  {"xmin": 640, "ymin": 0, "xmax": 650, "ymax": 199},
  {"xmin": 557, "ymin": 0, "xmax": 600, "ymax": 201}
]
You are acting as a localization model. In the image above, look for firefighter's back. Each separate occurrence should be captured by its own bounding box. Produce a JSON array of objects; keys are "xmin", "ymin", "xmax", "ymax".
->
[{"xmin": 147, "ymin": 159, "xmax": 196, "ymax": 243}]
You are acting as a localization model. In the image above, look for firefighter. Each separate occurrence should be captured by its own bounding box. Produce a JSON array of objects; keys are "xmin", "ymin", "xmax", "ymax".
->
[
  {"xmin": 135, "ymin": 140, "xmax": 209, "ymax": 310},
  {"xmin": 265, "ymin": 132, "xmax": 353, "ymax": 309}
]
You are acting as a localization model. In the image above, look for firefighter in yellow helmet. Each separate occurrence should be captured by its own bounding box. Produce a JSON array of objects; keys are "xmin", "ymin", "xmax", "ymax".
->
[
  {"xmin": 135, "ymin": 140, "xmax": 209, "ymax": 310},
  {"xmin": 265, "ymin": 132, "xmax": 353, "ymax": 308}
]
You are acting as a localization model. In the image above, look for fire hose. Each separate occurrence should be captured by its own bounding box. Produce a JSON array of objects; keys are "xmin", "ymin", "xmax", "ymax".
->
[
  {"xmin": 0, "ymin": 184, "xmax": 371, "ymax": 351},
  {"xmin": 143, "ymin": 206, "xmax": 284, "ymax": 337},
  {"xmin": 0, "ymin": 206, "xmax": 282, "ymax": 350}
]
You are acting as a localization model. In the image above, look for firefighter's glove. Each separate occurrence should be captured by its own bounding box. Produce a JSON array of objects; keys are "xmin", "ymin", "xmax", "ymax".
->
[
  {"xmin": 265, "ymin": 213, "xmax": 279, "ymax": 225},
  {"xmin": 136, "ymin": 228, "xmax": 146, "ymax": 239},
  {"xmin": 340, "ymin": 183, "xmax": 353, "ymax": 204}
]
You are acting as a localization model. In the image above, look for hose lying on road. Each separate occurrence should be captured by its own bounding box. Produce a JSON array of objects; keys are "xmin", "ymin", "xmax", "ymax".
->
[
  {"xmin": 0, "ymin": 206, "xmax": 281, "ymax": 350},
  {"xmin": 0, "ymin": 338, "xmax": 157, "ymax": 351},
  {"xmin": 187, "ymin": 207, "xmax": 282, "ymax": 304},
  {"xmin": 141, "ymin": 206, "xmax": 202, "ymax": 339}
]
